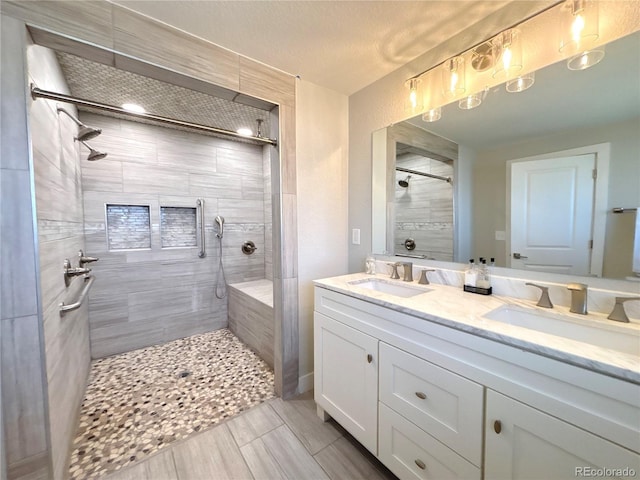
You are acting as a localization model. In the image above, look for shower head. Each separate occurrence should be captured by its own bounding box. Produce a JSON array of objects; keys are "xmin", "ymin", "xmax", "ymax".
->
[
  {"xmin": 215, "ymin": 216, "xmax": 225, "ymax": 238},
  {"xmin": 399, "ymin": 176, "xmax": 411, "ymax": 188},
  {"xmin": 80, "ymin": 141, "xmax": 107, "ymax": 161},
  {"xmin": 57, "ymin": 107, "xmax": 102, "ymax": 141},
  {"xmin": 76, "ymin": 124, "xmax": 102, "ymax": 142}
]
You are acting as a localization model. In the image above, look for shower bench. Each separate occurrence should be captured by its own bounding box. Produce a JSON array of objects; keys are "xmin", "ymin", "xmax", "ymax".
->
[{"xmin": 228, "ymin": 279, "xmax": 274, "ymax": 368}]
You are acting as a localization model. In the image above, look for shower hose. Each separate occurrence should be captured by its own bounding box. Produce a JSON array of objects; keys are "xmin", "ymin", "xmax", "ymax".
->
[{"xmin": 215, "ymin": 235, "xmax": 227, "ymax": 299}]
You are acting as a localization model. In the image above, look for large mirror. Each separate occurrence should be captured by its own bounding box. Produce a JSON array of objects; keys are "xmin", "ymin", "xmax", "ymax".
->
[{"xmin": 372, "ymin": 30, "xmax": 640, "ymax": 280}]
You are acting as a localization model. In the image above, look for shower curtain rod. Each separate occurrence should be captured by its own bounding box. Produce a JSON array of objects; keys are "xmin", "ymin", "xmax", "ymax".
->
[
  {"xmin": 396, "ymin": 166, "xmax": 452, "ymax": 184},
  {"xmin": 30, "ymin": 85, "xmax": 278, "ymax": 147}
]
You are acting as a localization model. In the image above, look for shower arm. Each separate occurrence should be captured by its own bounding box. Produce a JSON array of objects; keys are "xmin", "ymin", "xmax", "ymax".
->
[
  {"xmin": 31, "ymin": 85, "xmax": 278, "ymax": 147},
  {"xmin": 395, "ymin": 166, "xmax": 452, "ymax": 184}
]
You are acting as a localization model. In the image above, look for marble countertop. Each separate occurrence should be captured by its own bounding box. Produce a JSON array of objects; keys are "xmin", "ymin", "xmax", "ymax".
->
[{"xmin": 314, "ymin": 273, "xmax": 640, "ymax": 384}]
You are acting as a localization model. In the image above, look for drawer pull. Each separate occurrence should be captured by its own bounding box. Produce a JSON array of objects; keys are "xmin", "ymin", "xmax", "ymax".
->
[
  {"xmin": 367, "ymin": 354, "xmax": 373, "ymax": 363},
  {"xmin": 415, "ymin": 391, "xmax": 427, "ymax": 400},
  {"xmin": 494, "ymin": 420, "xmax": 502, "ymax": 434},
  {"xmin": 415, "ymin": 459, "xmax": 426, "ymax": 470}
]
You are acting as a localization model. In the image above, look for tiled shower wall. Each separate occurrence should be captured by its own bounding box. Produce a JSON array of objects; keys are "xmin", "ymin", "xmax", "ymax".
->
[
  {"xmin": 28, "ymin": 44, "xmax": 91, "ymax": 480},
  {"xmin": 81, "ymin": 112, "xmax": 271, "ymax": 358},
  {"xmin": 395, "ymin": 153, "xmax": 454, "ymax": 261}
]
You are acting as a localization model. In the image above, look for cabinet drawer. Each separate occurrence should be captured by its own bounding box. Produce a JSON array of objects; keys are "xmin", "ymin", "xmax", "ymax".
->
[
  {"xmin": 379, "ymin": 343, "xmax": 483, "ymax": 466},
  {"xmin": 379, "ymin": 403, "xmax": 481, "ymax": 480}
]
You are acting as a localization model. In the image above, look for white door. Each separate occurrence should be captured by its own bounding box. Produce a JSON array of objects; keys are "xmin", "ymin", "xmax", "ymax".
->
[
  {"xmin": 314, "ymin": 312, "xmax": 379, "ymax": 454},
  {"xmin": 509, "ymin": 154, "xmax": 595, "ymax": 275},
  {"xmin": 485, "ymin": 390, "xmax": 640, "ymax": 480}
]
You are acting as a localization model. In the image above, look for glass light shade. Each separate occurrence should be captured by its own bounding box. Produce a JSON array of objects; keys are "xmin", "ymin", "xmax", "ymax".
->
[
  {"xmin": 422, "ymin": 107, "xmax": 442, "ymax": 122},
  {"xmin": 493, "ymin": 29, "xmax": 523, "ymax": 80},
  {"xmin": 458, "ymin": 93, "xmax": 482, "ymax": 110},
  {"xmin": 506, "ymin": 72, "xmax": 535, "ymax": 93},
  {"xmin": 405, "ymin": 78, "xmax": 423, "ymax": 112},
  {"xmin": 559, "ymin": 0, "xmax": 599, "ymax": 56},
  {"xmin": 442, "ymin": 57, "xmax": 465, "ymax": 98},
  {"xmin": 567, "ymin": 46, "xmax": 605, "ymax": 70}
]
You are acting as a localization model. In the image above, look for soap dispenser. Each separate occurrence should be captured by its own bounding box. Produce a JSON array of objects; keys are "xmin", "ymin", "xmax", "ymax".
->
[{"xmin": 464, "ymin": 259, "xmax": 477, "ymax": 288}]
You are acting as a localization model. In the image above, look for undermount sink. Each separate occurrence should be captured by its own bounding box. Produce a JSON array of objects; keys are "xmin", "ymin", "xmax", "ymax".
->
[
  {"xmin": 348, "ymin": 278, "xmax": 431, "ymax": 298},
  {"xmin": 484, "ymin": 305, "xmax": 640, "ymax": 356}
]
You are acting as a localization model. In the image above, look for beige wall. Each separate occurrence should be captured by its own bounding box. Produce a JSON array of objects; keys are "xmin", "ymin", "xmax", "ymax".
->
[
  {"xmin": 470, "ymin": 117, "xmax": 640, "ymax": 278},
  {"xmin": 296, "ymin": 79, "xmax": 349, "ymax": 391}
]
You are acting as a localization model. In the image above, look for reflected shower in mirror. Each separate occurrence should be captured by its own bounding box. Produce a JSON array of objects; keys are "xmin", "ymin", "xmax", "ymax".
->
[
  {"xmin": 394, "ymin": 142, "xmax": 454, "ymax": 260},
  {"xmin": 372, "ymin": 31, "xmax": 640, "ymax": 281}
]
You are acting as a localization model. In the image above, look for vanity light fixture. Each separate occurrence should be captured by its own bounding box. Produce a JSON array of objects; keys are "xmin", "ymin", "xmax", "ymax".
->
[
  {"xmin": 422, "ymin": 107, "xmax": 442, "ymax": 122},
  {"xmin": 121, "ymin": 103, "xmax": 146, "ymax": 114},
  {"xmin": 405, "ymin": 78, "xmax": 423, "ymax": 112},
  {"xmin": 442, "ymin": 56, "xmax": 466, "ymax": 98},
  {"xmin": 559, "ymin": 0, "xmax": 604, "ymax": 70},
  {"xmin": 506, "ymin": 71, "xmax": 535, "ymax": 93},
  {"xmin": 493, "ymin": 29, "xmax": 523, "ymax": 80}
]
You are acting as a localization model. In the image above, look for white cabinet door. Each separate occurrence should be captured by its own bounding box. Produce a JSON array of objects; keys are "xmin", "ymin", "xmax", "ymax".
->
[
  {"xmin": 314, "ymin": 312, "xmax": 378, "ymax": 454},
  {"xmin": 485, "ymin": 390, "xmax": 640, "ymax": 480}
]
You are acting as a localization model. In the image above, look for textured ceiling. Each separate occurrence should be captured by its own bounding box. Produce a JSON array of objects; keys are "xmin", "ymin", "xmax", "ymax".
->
[
  {"xmin": 57, "ymin": 52, "xmax": 272, "ymax": 138},
  {"xmin": 113, "ymin": 0, "xmax": 512, "ymax": 95}
]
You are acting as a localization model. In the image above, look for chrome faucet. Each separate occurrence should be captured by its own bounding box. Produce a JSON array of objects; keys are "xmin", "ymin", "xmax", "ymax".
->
[
  {"xmin": 607, "ymin": 297, "xmax": 640, "ymax": 323},
  {"xmin": 567, "ymin": 283, "xmax": 588, "ymax": 314},
  {"xmin": 64, "ymin": 258, "xmax": 91, "ymax": 286},
  {"xmin": 525, "ymin": 282, "xmax": 553, "ymax": 308},
  {"xmin": 401, "ymin": 262, "xmax": 413, "ymax": 282},
  {"xmin": 78, "ymin": 249, "xmax": 99, "ymax": 267}
]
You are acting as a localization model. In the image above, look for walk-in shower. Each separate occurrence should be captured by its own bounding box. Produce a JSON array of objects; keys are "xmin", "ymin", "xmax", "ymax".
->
[{"xmin": 27, "ymin": 44, "xmax": 279, "ymax": 479}]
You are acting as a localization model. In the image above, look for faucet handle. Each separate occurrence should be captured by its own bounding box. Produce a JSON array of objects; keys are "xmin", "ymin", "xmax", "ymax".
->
[
  {"xmin": 607, "ymin": 297, "xmax": 640, "ymax": 323},
  {"xmin": 418, "ymin": 269, "xmax": 435, "ymax": 285},
  {"xmin": 388, "ymin": 262, "xmax": 401, "ymax": 280},
  {"xmin": 78, "ymin": 249, "xmax": 99, "ymax": 266},
  {"xmin": 525, "ymin": 282, "xmax": 553, "ymax": 308}
]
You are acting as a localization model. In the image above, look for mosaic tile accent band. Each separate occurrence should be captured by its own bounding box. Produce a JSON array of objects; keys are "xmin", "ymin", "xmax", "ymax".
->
[{"xmin": 69, "ymin": 329, "xmax": 275, "ymax": 479}]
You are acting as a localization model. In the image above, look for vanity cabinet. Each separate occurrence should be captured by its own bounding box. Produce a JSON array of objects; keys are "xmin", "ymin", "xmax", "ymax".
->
[
  {"xmin": 314, "ymin": 312, "xmax": 378, "ymax": 454},
  {"xmin": 485, "ymin": 389, "xmax": 640, "ymax": 480},
  {"xmin": 314, "ymin": 285, "xmax": 640, "ymax": 480}
]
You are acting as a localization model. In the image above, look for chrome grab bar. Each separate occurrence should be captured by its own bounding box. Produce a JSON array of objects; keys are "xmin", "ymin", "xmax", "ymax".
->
[
  {"xmin": 197, "ymin": 198, "xmax": 206, "ymax": 258},
  {"xmin": 60, "ymin": 275, "xmax": 95, "ymax": 316}
]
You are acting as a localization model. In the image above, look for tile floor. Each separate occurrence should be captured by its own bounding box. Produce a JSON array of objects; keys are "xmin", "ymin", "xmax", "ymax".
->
[
  {"xmin": 103, "ymin": 392, "xmax": 398, "ymax": 480},
  {"xmin": 69, "ymin": 329, "xmax": 275, "ymax": 479}
]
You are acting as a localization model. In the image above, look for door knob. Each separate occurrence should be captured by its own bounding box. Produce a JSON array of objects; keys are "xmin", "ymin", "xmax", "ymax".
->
[{"xmin": 513, "ymin": 252, "xmax": 528, "ymax": 259}]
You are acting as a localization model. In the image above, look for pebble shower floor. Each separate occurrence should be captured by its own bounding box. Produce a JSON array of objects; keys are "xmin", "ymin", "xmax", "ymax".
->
[{"xmin": 68, "ymin": 329, "xmax": 275, "ymax": 479}]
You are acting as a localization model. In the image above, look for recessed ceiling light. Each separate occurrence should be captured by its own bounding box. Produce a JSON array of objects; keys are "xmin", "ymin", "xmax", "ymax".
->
[
  {"xmin": 236, "ymin": 127, "xmax": 253, "ymax": 136},
  {"xmin": 121, "ymin": 103, "xmax": 146, "ymax": 114}
]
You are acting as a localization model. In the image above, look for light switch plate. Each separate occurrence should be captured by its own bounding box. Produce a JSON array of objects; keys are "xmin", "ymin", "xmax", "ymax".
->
[
  {"xmin": 495, "ymin": 230, "xmax": 506, "ymax": 241},
  {"xmin": 352, "ymin": 228, "xmax": 361, "ymax": 245}
]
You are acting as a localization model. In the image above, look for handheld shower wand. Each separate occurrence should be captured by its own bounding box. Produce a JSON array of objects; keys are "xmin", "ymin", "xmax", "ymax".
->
[
  {"xmin": 215, "ymin": 216, "xmax": 225, "ymax": 238},
  {"xmin": 214, "ymin": 215, "xmax": 226, "ymax": 299}
]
